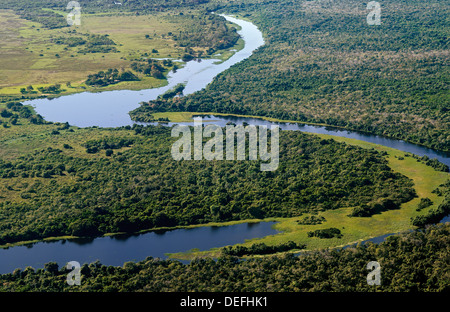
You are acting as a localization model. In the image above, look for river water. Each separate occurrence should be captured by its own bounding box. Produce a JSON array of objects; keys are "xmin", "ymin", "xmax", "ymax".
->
[
  {"xmin": 1, "ymin": 15, "xmax": 447, "ymax": 273},
  {"xmin": 26, "ymin": 15, "xmax": 264, "ymax": 128},
  {"xmin": 0, "ymin": 222, "xmax": 279, "ymax": 274},
  {"xmin": 152, "ymin": 115, "xmax": 450, "ymax": 167}
]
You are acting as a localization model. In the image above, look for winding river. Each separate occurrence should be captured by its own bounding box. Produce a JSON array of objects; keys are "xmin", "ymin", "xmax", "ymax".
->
[
  {"xmin": 25, "ymin": 15, "xmax": 264, "ymax": 128},
  {"xmin": 0, "ymin": 15, "xmax": 448, "ymax": 274}
]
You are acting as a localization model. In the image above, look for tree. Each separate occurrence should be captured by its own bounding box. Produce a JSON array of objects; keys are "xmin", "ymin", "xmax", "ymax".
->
[
  {"xmin": 151, "ymin": 68, "xmax": 164, "ymax": 79},
  {"xmin": 44, "ymin": 262, "xmax": 59, "ymax": 275}
]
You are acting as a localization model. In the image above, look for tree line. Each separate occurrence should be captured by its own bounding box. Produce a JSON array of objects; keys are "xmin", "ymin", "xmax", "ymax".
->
[
  {"xmin": 0, "ymin": 121, "xmax": 416, "ymax": 245},
  {"xmin": 0, "ymin": 223, "xmax": 448, "ymax": 291},
  {"xmin": 85, "ymin": 69, "xmax": 139, "ymax": 87}
]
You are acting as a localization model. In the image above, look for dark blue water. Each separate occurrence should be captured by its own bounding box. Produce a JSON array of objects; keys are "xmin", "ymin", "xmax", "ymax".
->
[{"xmin": 0, "ymin": 221, "xmax": 278, "ymax": 274}]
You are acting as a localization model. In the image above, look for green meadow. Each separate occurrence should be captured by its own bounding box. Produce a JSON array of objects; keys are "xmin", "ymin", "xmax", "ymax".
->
[
  {"xmin": 0, "ymin": 10, "xmax": 171, "ymax": 94},
  {"xmin": 0, "ymin": 10, "xmax": 244, "ymax": 97}
]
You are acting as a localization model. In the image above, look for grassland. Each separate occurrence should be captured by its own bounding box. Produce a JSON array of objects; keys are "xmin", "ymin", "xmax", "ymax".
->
[{"xmin": 0, "ymin": 10, "xmax": 173, "ymax": 94}]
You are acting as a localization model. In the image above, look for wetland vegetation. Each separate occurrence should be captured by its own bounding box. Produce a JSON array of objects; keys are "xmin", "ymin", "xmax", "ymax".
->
[
  {"xmin": 0, "ymin": 223, "xmax": 448, "ymax": 292},
  {"xmin": 0, "ymin": 0, "xmax": 448, "ymax": 292}
]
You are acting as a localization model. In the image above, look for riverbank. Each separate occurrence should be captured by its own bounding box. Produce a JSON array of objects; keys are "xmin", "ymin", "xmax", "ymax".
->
[
  {"xmin": 167, "ymin": 134, "xmax": 449, "ymax": 260},
  {"xmin": 1, "ymin": 111, "xmax": 446, "ymax": 259},
  {"xmin": 0, "ymin": 218, "xmax": 268, "ymax": 250},
  {"xmin": 0, "ymin": 10, "xmax": 244, "ymax": 98},
  {"xmin": 144, "ymin": 111, "xmax": 450, "ymax": 155}
]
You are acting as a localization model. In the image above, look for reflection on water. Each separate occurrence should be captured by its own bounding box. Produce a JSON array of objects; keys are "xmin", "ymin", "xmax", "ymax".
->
[
  {"xmin": 0, "ymin": 221, "xmax": 279, "ymax": 274},
  {"xmin": 67, "ymin": 237, "xmax": 98, "ymax": 246}
]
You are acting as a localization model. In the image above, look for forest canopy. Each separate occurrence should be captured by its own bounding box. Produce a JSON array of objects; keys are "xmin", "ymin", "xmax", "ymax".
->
[{"xmin": 130, "ymin": 0, "xmax": 450, "ymax": 152}]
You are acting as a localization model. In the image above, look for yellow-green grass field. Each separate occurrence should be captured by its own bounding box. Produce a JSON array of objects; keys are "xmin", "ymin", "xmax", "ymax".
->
[
  {"xmin": 0, "ymin": 10, "xmax": 244, "ymax": 97},
  {"xmin": 167, "ymin": 133, "xmax": 449, "ymax": 260},
  {"xmin": 0, "ymin": 10, "xmax": 177, "ymax": 94}
]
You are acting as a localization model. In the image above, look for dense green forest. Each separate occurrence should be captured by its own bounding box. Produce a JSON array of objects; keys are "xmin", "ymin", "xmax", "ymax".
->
[
  {"xmin": 163, "ymin": 12, "xmax": 240, "ymax": 57},
  {"xmin": 0, "ymin": 0, "xmax": 448, "ymax": 293},
  {"xmin": 0, "ymin": 223, "xmax": 448, "ymax": 292},
  {"xmin": 53, "ymin": 33, "xmax": 118, "ymax": 54},
  {"xmin": 130, "ymin": 0, "xmax": 449, "ymax": 152},
  {"xmin": 85, "ymin": 69, "xmax": 139, "ymax": 87},
  {"xmin": 0, "ymin": 115, "xmax": 417, "ymax": 245}
]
